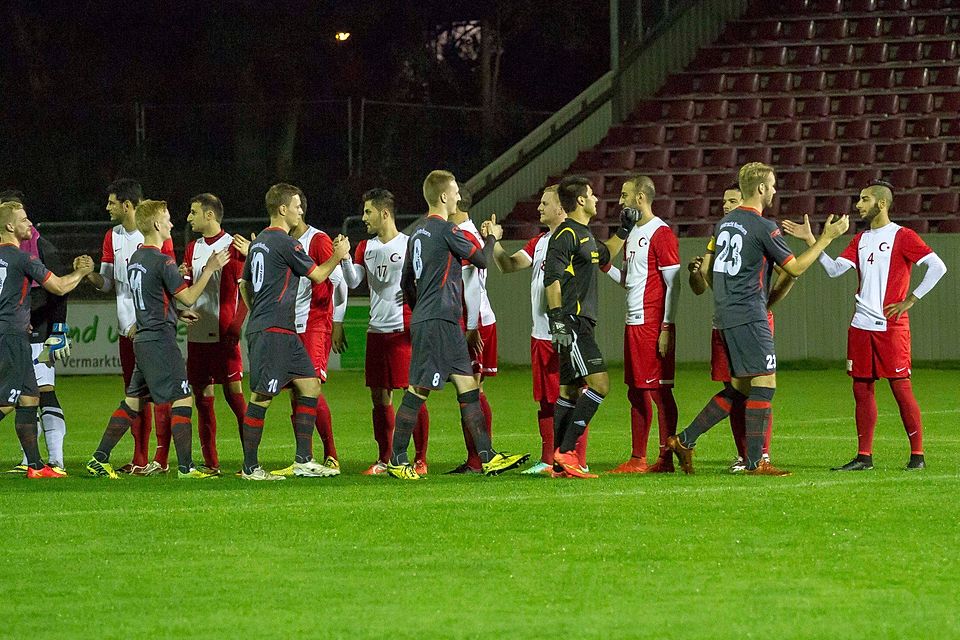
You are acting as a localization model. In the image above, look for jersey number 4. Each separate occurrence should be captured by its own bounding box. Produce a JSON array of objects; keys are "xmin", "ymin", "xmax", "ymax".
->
[{"xmin": 713, "ymin": 230, "xmax": 743, "ymax": 276}]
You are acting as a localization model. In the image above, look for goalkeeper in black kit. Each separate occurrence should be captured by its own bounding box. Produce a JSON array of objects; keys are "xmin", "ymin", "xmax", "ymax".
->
[{"xmin": 543, "ymin": 176, "xmax": 639, "ymax": 479}]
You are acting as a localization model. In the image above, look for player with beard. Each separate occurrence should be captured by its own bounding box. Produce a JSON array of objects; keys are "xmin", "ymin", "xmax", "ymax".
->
[{"xmin": 784, "ymin": 180, "xmax": 946, "ymax": 471}]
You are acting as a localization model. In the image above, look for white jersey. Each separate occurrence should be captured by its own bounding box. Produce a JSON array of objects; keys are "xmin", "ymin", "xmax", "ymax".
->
[
  {"xmin": 184, "ymin": 231, "xmax": 240, "ymax": 343},
  {"xmin": 355, "ymin": 233, "xmax": 409, "ymax": 333},
  {"xmin": 458, "ymin": 219, "xmax": 496, "ymax": 327},
  {"xmin": 293, "ymin": 226, "xmax": 343, "ymax": 334},
  {"xmin": 622, "ymin": 217, "xmax": 680, "ymax": 325},
  {"xmin": 100, "ymin": 225, "xmax": 174, "ymax": 334},
  {"xmin": 522, "ymin": 231, "xmax": 552, "ymax": 340}
]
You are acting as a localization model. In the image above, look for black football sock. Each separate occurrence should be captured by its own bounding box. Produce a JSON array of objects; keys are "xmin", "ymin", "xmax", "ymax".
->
[
  {"xmin": 553, "ymin": 397, "xmax": 576, "ymax": 455},
  {"xmin": 293, "ymin": 396, "xmax": 318, "ymax": 463},
  {"xmin": 390, "ymin": 392, "xmax": 425, "ymax": 466},
  {"xmin": 14, "ymin": 406, "xmax": 44, "ymax": 470},
  {"xmin": 94, "ymin": 401, "xmax": 139, "ymax": 463},
  {"xmin": 459, "ymin": 389, "xmax": 494, "ymax": 463},
  {"xmin": 680, "ymin": 387, "xmax": 746, "ymax": 447},
  {"xmin": 170, "ymin": 405, "xmax": 195, "ymax": 474},
  {"xmin": 241, "ymin": 403, "xmax": 267, "ymax": 474},
  {"xmin": 560, "ymin": 388, "xmax": 604, "ymax": 453},
  {"xmin": 745, "ymin": 387, "xmax": 775, "ymax": 469}
]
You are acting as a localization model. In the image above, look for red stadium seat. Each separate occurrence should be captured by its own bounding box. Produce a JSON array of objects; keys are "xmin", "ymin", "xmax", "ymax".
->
[
  {"xmin": 818, "ymin": 195, "xmax": 853, "ymax": 216},
  {"xmin": 924, "ymin": 193, "xmax": 960, "ymax": 217},
  {"xmin": 719, "ymin": 48, "xmax": 753, "ymax": 67},
  {"xmin": 763, "ymin": 97, "xmax": 796, "ymax": 118},
  {"xmin": 793, "ymin": 70, "xmax": 826, "ymax": 92},
  {"xmin": 848, "ymin": 17, "xmax": 882, "ymax": 38},
  {"xmin": 654, "ymin": 199, "xmax": 676, "ymax": 220},
  {"xmin": 876, "ymin": 0, "xmax": 909, "ymax": 9},
  {"xmin": 728, "ymin": 98, "xmax": 762, "ymax": 119},
  {"xmin": 888, "ymin": 167, "xmax": 918, "ymax": 188},
  {"xmin": 888, "ymin": 42, "xmax": 923, "ymax": 62},
  {"xmin": 768, "ymin": 121, "xmax": 802, "ymax": 142},
  {"xmin": 916, "ymin": 15, "xmax": 949, "ymax": 36},
  {"xmin": 802, "ymin": 121, "xmax": 837, "ymax": 141},
  {"xmin": 901, "ymin": 93, "xmax": 933, "ymax": 114},
  {"xmin": 674, "ymin": 174, "xmax": 708, "ymax": 195},
  {"xmin": 828, "ymin": 70, "xmax": 861, "ymax": 92},
  {"xmin": 637, "ymin": 148, "xmax": 669, "ymax": 169},
  {"xmin": 701, "ymin": 122, "xmax": 735, "ymax": 144},
  {"xmin": 666, "ymin": 124, "xmax": 699, "ymax": 145},
  {"xmin": 923, "ymin": 40, "xmax": 957, "ymax": 61},
  {"xmin": 864, "ymin": 94, "xmax": 899, "ymax": 116},
  {"xmin": 898, "ymin": 219, "xmax": 929, "ymax": 234},
  {"xmin": 605, "ymin": 123, "xmax": 666, "ymax": 147},
  {"xmin": 832, "ymin": 96, "xmax": 866, "ymax": 117},
  {"xmin": 856, "ymin": 43, "xmax": 888, "ymax": 64},
  {"xmin": 796, "ymin": 96, "xmax": 830, "ymax": 118},
  {"xmin": 905, "ymin": 116, "xmax": 940, "ymax": 137},
  {"xmin": 631, "ymin": 100, "xmax": 661, "ymax": 121},
  {"xmin": 734, "ymin": 122, "xmax": 768, "ymax": 143},
  {"xmin": 670, "ymin": 148, "xmax": 704, "ymax": 169},
  {"xmin": 748, "ymin": 21, "xmax": 784, "ymax": 41},
  {"xmin": 845, "ymin": 168, "xmax": 882, "ymax": 188},
  {"xmin": 694, "ymin": 73, "xmax": 727, "ymax": 94},
  {"xmin": 837, "ymin": 119, "xmax": 870, "ymax": 140},
  {"xmin": 841, "ymin": 142, "xmax": 877, "ymax": 164},
  {"xmin": 779, "ymin": 0, "xmax": 809, "ymax": 13},
  {"xmin": 663, "ymin": 100, "xmax": 695, "ymax": 121},
  {"xmin": 917, "ymin": 167, "xmax": 952, "ymax": 188},
  {"xmin": 650, "ymin": 174, "xmax": 673, "ymax": 194},
  {"xmin": 941, "ymin": 117, "xmax": 960, "ymax": 136},
  {"xmin": 807, "ymin": 144, "xmax": 841, "ymax": 165},
  {"xmin": 884, "ymin": 16, "xmax": 916, "ymax": 37},
  {"xmin": 946, "ymin": 139, "xmax": 960, "ymax": 161},
  {"xmin": 780, "ymin": 171, "xmax": 812, "ymax": 191},
  {"xmin": 754, "ymin": 46, "xmax": 788, "ymax": 66},
  {"xmin": 569, "ymin": 151, "xmax": 601, "ymax": 171},
  {"xmin": 685, "ymin": 222, "xmax": 715, "ymax": 238},
  {"xmin": 937, "ymin": 218, "xmax": 960, "ymax": 233},
  {"xmin": 810, "ymin": 0, "xmax": 842, "ymax": 11},
  {"xmin": 813, "ymin": 170, "xmax": 846, "ymax": 190},
  {"xmin": 913, "ymin": 142, "xmax": 947, "ymax": 163},
  {"xmin": 859, "ymin": 69, "xmax": 895, "ymax": 90},
  {"xmin": 930, "ymin": 66, "xmax": 960, "ymax": 87},
  {"xmin": 696, "ymin": 100, "xmax": 728, "ymax": 121},
  {"xmin": 509, "ymin": 200, "xmax": 541, "ymax": 222},
  {"xmin": 932, "ymin": 92, "xmax": 960, "ymax": 113},
  {"xmin": 773, "ymin": 145, "xmax": 807, "ymax": 166},
  {"xmin": 736, "ymin": 147, "xmax": 774, "ymax": 165},
  {"xmin": 780, "ymin": 195, "xmax": 816, "ymax": 215},
  {"xmin": 846, "ymin": 0, "xmax": 876, "ymax": 10},
  {"xmin": 702, "ymin": 147, "xmax": 738, "ymax": 168},
  {"xmin": 872, "ymin": 119, "xmax": 906, "ymax": 140},
  {"xmin": 876, "ymin": 142, "xmax": 911, "ymax": 162},
  {"xmin": 787, "ymin": 45, "xmax": 821, "ymax": 65},
  {"xmin": 895, "ymin": 68, "xmax": 929, "ymax": 89},
  {"xmin": 816, "ymin": 19, "xmax": 848, "ymax": 39},
  {"xmin": 728, "ymin": 73, "xmax": 760, "ymax": 93},
  {"xmin": 782, "ymin": 19, "xmax": 816, "ymax": 39},
  {"xmin": 760, "ymin": 72, "xmax": 793, "ymax": 93},
  {"xmin": 678, "ymin": 198, "xmax": 711, "ymax": 219}
]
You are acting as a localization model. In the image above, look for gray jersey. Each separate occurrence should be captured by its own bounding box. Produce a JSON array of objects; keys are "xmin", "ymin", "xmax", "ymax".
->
[
  {"xmin": 0, "ymin": 244, "xmax": 51, "ymax": 335},
  {"xmin": 242, "ymin": 227, "xmax": 317, "ymax": 334},
  {"xmin": 710, "ymin": 207, "xmax": 794, "ymax": 329},
  {"xmin": 127, "ymin": 246, "xmax": 187, "ymax": 342},
  {"xmin": 401, "ymin": 215, "xmax": 488, "ymax": 325}
]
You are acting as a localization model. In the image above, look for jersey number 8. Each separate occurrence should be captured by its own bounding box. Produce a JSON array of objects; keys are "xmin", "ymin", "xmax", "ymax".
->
[{"xmin": 713, "ymin": 230, "xmax": 743, "ymax": 276}]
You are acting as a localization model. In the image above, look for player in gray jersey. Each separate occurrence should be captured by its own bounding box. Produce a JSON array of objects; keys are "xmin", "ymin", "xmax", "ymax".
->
[
  {"xmin": 386, "ymin": 170, "xmax": 528, "ymax": 480},
  {"xmin": 85, "ymin": 200, "xmax": 229, "ymax": 480},
  {"xmin": 0, "ymin": 201, "xmax": 94, "ymax": 478},
  {"xmin": 667, "ymin": 163, "xmax": 849, "ymax": 475}
]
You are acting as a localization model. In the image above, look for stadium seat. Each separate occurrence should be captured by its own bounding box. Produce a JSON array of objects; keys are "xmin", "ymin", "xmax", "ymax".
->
[
  {"xmin": 780, "ymin": 171, "xmax": 812, "ymax": 191},
  {"xmin": 901, "ymin": 93, "xmax": 933, "ymax": 114},
  {"xmin": 923, "ymin": 40, "xmax": 957, "ymax": 61},
  {"xmin": 876, "ymin": 0, "xmax": 909, "ymax": 9},
  {"xmin": 736, "ymin": 147, "xmax": 773, "ymax": 165},
  {"xmin": 763, "ymin": 97, "xmax": 796, "ymax": 118},
  {"xmin": 877, "ymin": 142, "xmax": 911, "ymax": 163},
  {"xmin": 935, "ymin": 218, "xmax": 960, "ymax": 233},
  {"xmin": 913, "ymin": 141, "xmax": 947, "ymax": 163},
  {"xmin": 837, "ymin": 119, "xmax": 870, "ymax": 140},
  {"xmin": 872, "ymin": 119, "xmax": 906, "ymax": 140},
  {"xmin": 650, "ymin": 174, "xmax": 673, "ymax": 194},
  {"xmin": 895, "ymin": 68, "xmax": 929, "ymax": 88},
  {"xmin": 793, "ymin": 70, "xmax": 826, "ymax": 91},
  {"xmin": 719, "ymin": 48, "xmax": 752, "ymax": 67},
  {"xmin": 930, "ymin": 66, "xmax": 960, "ymax": 87},
  {"xmin": 832, "ymin": 95, "xmax": 866, "ymax": 117},
  {"xmin": 663, "ymin": 100, "xmax": 695, "ymax": 121},
  {"xmin": 570, "ymin": 151, "xmax": 602, "ymax": 171},
  {"xmin": 845, "ymin": 168, "xmax": 882, "ymax": 187},
  {"xmin": 728, "ymin": 98, "xmax": 762, "ymax": 119},
  {"xmin": 933, "ymin": 92, "xmax": 960, "ymax": 113},
  {"xmin": 670, "ymin": 148, "xmax": 704, "ymax": 169},
  {"xmin": 702, "ymin": 147, "xmax": 737, "ymax": 168},
  {"xmin": 856, "ymin": 43, "xmax": 888, "ymax": 64},
  {"xmin": 780, "ymin": 195, "xmax": 816, "ymax": 215},
  {"xmin": 779, "ymin": 0, "xmax": 809, "ymax": 13},
  {"xmin": 816, "ymin": 19, "xmax": 849, "ymax": 39},
  {"xmin": 782, "ymin": 19, "xmax": 816, "ymax": 39},
  {"xmin": 734, "ymin": 122, "xmax": 768, "ymax": 143},
  {"xmin": 807, "ymin": 144, "xmax": 841, "ymax": 165},
  {"xmin": 846, "ymin": 0, "xmax": 876, "ymax": 10},
  {"xmin": 899, "ymin": 219, "xmax": 929, "ymax": 233},
  {"xmin": 693, "ymin": 73, "xmax": 727, "ymax": 94},
  {"xmin": 673, "ymin": 174, "xmax": 708, "ymax": 195},
  {"xmin": 509, "ymin": 200, "xmax": 540, "ymax": 222},
  {"xmin": 819, "ymin": 43, "xmax": 853, "ymax": 66},
  {"xmin": 637, "ymin": 148, "xmax": 669, "ymax": 169},
  {"xmin": 685, "ymin": 222, "xmax": 715, "ymax": 237},
  {"xmin": 859, "ymin": 68, "xmax": 895, "ymax": 90},
  {"xmin": 916, "ymin": 15, "xmax": 949, "ymax": 36},
  {"xmin": 748, "ymin": 21, "xmax": 783, "ymax": 41},
  {"xmin": 864, "ymin": 94, "xmax": 899, "ymax": 116},
  {"xmin": 917, "ymin": 167, "xmax": 952, "ymax": 188},
  {"xmin": 761, "ymin": 72, "xmax": 793, "ymax": 93},
  {"xmin": 678, "ymin": 198, "xmax": 711, "ymax": 219},
  {"xmin": 773, "ymin": 145, "xmax": 807, "ymax": 166},
  {"xmin": 810, "ymin": 0, "xmax": 843, "ymax": 11},
  {"xmin": 700, "ymin": 122, "xmax": 734, "ymax": 144},
  {"xmin": 796, "ymin": 96, "xmax": 830, "ymax": 117},
  {"xmin": 754, "ymin": 46, "xmax": 788, "ymax": 66},
  {"xmin": 841, "ymin": 142, "xmax": 877, "ymax": 163},
  {"xmin": 768, "ymin": 121, "xmax": 802, "ymax": 142},
  {"xmin": 666, "ymin": 123, "xmax": 699, "ymax": 145},
  {"xmin": 906, "ymin": 116, "xmax": 940, "ymax": 137},
  {"xmin": 728, "ymin": 73, "xmax": 760, "ymax": 93},
  {"xmin": 889, "ymin": 42, "xmax": 923, "ymax": 62},
  {"xmin": 941, "ymin": 117, "xmax": 960, "ymax": 136},
  {"xmin": 802, "ymin": 121, "xmax": 837, "ymax": 141},
  {"xmin": 787, "ymin": 44, "xmax": 822, "ymax": 65},
  {"xmin": 605, "ymin": 124, "xmax": 666, "ymax": 147},
  {"xmin": 813, "ymin": 170, "xmax": 846, "ymax": 190},
  {"xmin": 697, "ymin": 100, "xmax": 728, "ymax": 121},
  {"xmin": 828, "ymin": 70, "xmax": 861, "ymax": 91},
  {"xmin": 924, "ymin": 193, "xmax": 960, "ymax": 218},
  {"xmin": 631, "ymin": 100, "xmax": 661, "ymax": 121},
  {"xmin": 888, "ymin": 167, "xmax": 918, "ymax": 188},
  {"xmin": 654, "ymin": 199, "xmax": 676, "ymax": 220},
  {"xmin": 848, "ymin": 17, "xmax": 882, "ymax": 38},
  {"xmin": 818, "ymin": 195, "xmax": 853, "ymax": 215},
  {"xmin": 885, "ymin": 16, "xmax": 916, "ymax": 37}
]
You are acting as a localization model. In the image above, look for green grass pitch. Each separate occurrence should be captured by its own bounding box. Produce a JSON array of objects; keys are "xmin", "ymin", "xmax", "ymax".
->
[{"xmin": 1, "ymin": 366, "xmax": 958, "ymax": 638}]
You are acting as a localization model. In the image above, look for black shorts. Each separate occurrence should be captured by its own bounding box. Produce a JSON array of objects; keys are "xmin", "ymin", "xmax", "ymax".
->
[
  {"xmin": 247, "ymin": 330, "xmax": 316, "ymax": 396},
  {"xmin": 126, "ymin": 337, "xmax": 192, "ymax": 404},
  {"xmin": 408, "ymin": 319, "xmax": 473, "ymax": 390},
  {"xmin": 558, "ymin": 316, "xmax": 607, "ymax": 386},
  {"xmin": 720, "ymin": 320, "xmax": 777, "ymax": 378},
  {"xmin": 0, "ymin": 333, "xmax": 38, "ymax": 405}
]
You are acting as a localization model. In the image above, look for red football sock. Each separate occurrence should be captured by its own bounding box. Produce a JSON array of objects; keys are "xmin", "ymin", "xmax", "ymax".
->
[
  {"xmin": 853, "ymin": 378, "xmax": 877, "ymax": 455},
  {"xmin": 225, "ymin": 390, "xmax": 247, "ymax": 443},
  {"xmin": 627, "ymin": 387, "xmax": 652, "ymax": 460},
  {"xmin": 762, "ymin": 412, "xmax": 773, "ymax": 456},
  {"xmin": 196, "ymin": 395, "xmax": 218, "ymax": 468},
  {"xmin": 372, "ymin": 404, "xmax": 393, "ymax": 463},
  {"xmin": 729, "ymin": 394, "xmax": 747, "ymax": 459},
  {"xmin": 462, "ymin": 420, "xmax": 481, "ymax": 469},
  {"xmin": 131, "ymin": 402, "xmax": 153, "ymax": 467},
  {"xmin": 890, "ymin": 378, "xmax": 924, "ymax": 454},
  {"xmin": 653, "ymin": 386, "xmax": 678, "ymax": 456},
  {"xmin": 479, "ymin": 392, "xmax": 493, "ymax": 436},
  {"xmin": 575, "ymin": 426, "xmax": 589, "ymax": 467},
  {"xmin": 152, "ymin": 403, "xmax": 171, "ymax": 467},
  {"xmin": 413, "ymin": 404, "xmax": 428, "ymax": 462},
  {"xmin": 315, "ymin": 393, "xmax": 337, "ymax": 460},
  {"xmin": 537, "ymin": 399, "xmax": 554, "ymax": 464}
]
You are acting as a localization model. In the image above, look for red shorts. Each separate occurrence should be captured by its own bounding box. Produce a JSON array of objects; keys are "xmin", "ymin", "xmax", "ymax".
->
[
  {"xmin": 711, "ymin": 312, "xmax": 775, "ymax": 382},
  {"xmin": 365, "ymin": 331, "xmax": 412, "ymax": 390},
  {"xmin": 530, "ymin": 337, "xmax": 560, "ymax": 403},
  {"xmin": 624, "ymin": 323, "xmax": 675, "ymax": 389},
  {"xmin": 469, "ymin": 322, "xmax": 498, "ymax": 377},
  {"xmin": 298, "ymin": 329, "xmax": 331, "ymax": 382},
  {"xmin": 119, "ymin": 335, "xmax": 136, "ymax": 387},
  {"xmin": 847, "ymin": 326, "xmax": 912, "ymax": 379},
  {"xmin": 187, "ymin": 341, "xmax": 244, "ymax": 388}
]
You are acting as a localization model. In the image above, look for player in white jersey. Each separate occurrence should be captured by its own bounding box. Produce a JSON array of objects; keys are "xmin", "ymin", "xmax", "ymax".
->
[
  {"xmin": 446, "ymin": 191, "xmax": 499, "ymax": 474},
  {"xmin": 784, "ymin": 180, "xmax": 946, "ymax": 471},
  {"xmin": 341, "ymin": 188, "xmax": 431, "ymax": 475},
  {"xmin": 484, "ymin": 185, "xmax": 590, "ymax": 474},
  {"xmin": 602, "ymin": 176, "xmax": 681, "ymax": 474},
  {"xmin": 85, "ymin": 179, "xmax": 172, "ymax": 475}
]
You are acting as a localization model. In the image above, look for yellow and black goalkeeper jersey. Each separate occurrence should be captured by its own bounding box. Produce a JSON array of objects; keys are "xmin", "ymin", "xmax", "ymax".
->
[{"xmin": 542, "ymin": 218, "xmax": 611, "ymax": 323}]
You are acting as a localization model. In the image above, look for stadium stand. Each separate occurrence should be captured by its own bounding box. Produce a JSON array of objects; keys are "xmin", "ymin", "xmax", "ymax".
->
[{"xmin": 504, "ymin": 0, "xmax": 960, "ymax": 237}]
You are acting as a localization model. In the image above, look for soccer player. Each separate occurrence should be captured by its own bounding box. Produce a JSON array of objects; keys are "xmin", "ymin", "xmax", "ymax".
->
[
  {"xmin": 162, "ymin": 193, "xmax": 249, "ymax": 476},
  {"xmin": 483, "ymin": 185, "xmax": 590, "ymax": 474},
  {"xmin": 601, "ymin": 175, "xmax": 681, "ymax": 474},
  {"xmin": 543, "ymin": 175, "xmax": 638, "ymax": 479},
  {"xmin": 666, "ymin": 162, "xmax": 849, "ymax": 476},
  {"xmin": 386, "ymin": 169, "xmax": 528, "ymax": 480},
  {"xmin": 340, "ymin": 188, "xmax": 431, "ymax": 476},
  {"xmin": 85, "ymin": 200, "xmax": 229, "ymax": 479},
  {"xmin": 446, "ymin": 189, "xmax": 500, "ymax": 474},
  {"xmin": 688, "ymin": 184, "xmax": 795, "ymax": 472},
  {"xmin": 783, "ymin": 180, "xmax": 946, "ymax": 471},
  {"xmin": 236, "ymin": 183, "xmax": 349, "ymax": 481},
  {"xmin": 0, "ymin": 201, "xmax": 93, "ymax": 478},
  {"xmin": 85, "ymin": 179, "xmax": 172, "ymax": 475}
]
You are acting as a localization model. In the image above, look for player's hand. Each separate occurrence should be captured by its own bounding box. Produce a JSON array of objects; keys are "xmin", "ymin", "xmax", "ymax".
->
[
  {"xmin": 466, "ymin": 328, "xmax": 484, "ymax": 352},
  {"xmin": 333, "ymin": 234, "xmax": 351, "ymax": 260},
  {"xmin": 179, "ymin": 262, "xmax": 192, "ymax": 278},
  {"xmin": 658, "ymin": 326, "xmax": 675, "ymax": 358},
  {"xmin": 782, "ymin": 215, "xmax": 817, "ymax": 245},
  {"xmin": 74, "ymin": 255, "xmax": 95, "ymax": 274},
  {"xmin": 547, "ymin": 308, "xmax": 572, "ymax": 349},
  {"xmin": 178, "ymin": 309, "xmax": 200, "ymax": 325},
  {"xmin": 616, "ymin": 207, "xmax": 641, "ymax": 239},
  {"xmin": 43, "ymin": 323, "xmax": 71, "ymax": 364},
  {"xmin": 332, "ymin": 322, "xmax": 348, "ymax": 354},
  {"xmin": 687, "ymin": 256, "xmax": 703, "ymax": 273},
  {"xmin": 884, "ymin": 295, "xmax": 918, "ymax": 321},
  {"xmin": 482, "ymin": 214, "xmax": 504, "ymax": 242},
  {"xmin": 820, "ymin": 214, "xmax": 850, "ymax": 240},
  {"xmin": 232, "ymin": 233, "xmax": 253, "ymax": 257},
  {"xmin": 205, "ymin": 249, "xmax": 229, "ymax": 272}
]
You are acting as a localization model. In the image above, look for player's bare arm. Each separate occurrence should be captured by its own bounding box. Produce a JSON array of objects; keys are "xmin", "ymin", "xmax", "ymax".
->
[
  {"xmin": 688, "ymin": 255, "xmax": 707, "ymax": 295},
  {"xmin": 884, "ymin": 251, "xmax": 947, "ymax": 320},
  {"xmin": 175, "ymin": 249, "xmax": 229, "ymax": 306},
  {"xmin": 767, "ymin": 265, "xmax": 796, "ymax": 308},
  {"xmin": 779, "ymin": 214, "xmax": 849, "ymax": 278},
  {"xmin": 482, "ymin": 214, "xmax": 532, "ymax": 273},
  {"xmin": 43, "ymin": 254, "xmax": 95, "ymax": 296}
]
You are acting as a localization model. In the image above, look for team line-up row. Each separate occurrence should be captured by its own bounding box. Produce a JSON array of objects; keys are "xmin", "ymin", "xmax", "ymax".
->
[{"xmin": 0, "ymin": 164, "xmax": 945, "ymax": 480}]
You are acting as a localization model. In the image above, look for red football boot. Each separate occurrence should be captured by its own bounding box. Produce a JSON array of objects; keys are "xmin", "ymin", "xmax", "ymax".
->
[
  {"xmin": 27, "ymin": 465, "xmax": 67, "ymax": 479},
  {"xmin": 610, "ymin": 456, "xmax": 648, "ymax": 474}
]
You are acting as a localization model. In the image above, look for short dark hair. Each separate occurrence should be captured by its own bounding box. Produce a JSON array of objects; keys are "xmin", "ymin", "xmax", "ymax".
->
[
  {"xmin": 0, "ymin": 189, "xmax": 25, "ymax": 204},
  {"xmin": 557, "ymin": 175, "xmax": 592, "ymax": 213},
  {"xmin": 457, "ymin": 187, "xmax": 472, "ymax": 213},
  {"xmin": 725, "ymin": 183, "xmax": 742, "ymax": 193},
  {"xmin": 362, "ymin": 188, "xmax": 396, "ymax": 215},
  {"xmin": 265, "ymin": 183, "xmax": 301, "ymax": 216},
  {"xmin": 107, "ymin": 179, "xmax": 143, "ymax": 206},
  {"xmin": 189, "ymin": 193, "xmax": 224, "ymax": 221}
]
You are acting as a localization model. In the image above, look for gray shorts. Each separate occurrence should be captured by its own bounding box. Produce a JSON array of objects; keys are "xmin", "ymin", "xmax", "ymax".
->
[
  {"xmin": 720, "ymin": 320, "xmax": 777, "ymax": 378},
  {"xmin": 408, "ymin": 319, "xmax": 473, "ymax": 390},
  {"xmin": 247, "ymin": 330, "xmax": 316, "ymax": 396},
  {"xmin": 0, "ymin": 333, "xmax": 38, "ymax": 404},
  {"xmin": 126, "ymin": 336, "xmax": 192, "ymax": 404}
]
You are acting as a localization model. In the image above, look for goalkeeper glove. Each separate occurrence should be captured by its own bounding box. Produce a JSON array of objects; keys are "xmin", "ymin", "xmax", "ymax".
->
[
  {"xmin": 616, "ymin": 206, "xmax": 641, "ymax": 239},
  {"xmin": 547, "ymin": 308, "xmax": 573, "ymax": 349},
  {"xmin": 41, "ymin": 323, "xmax": 71, "ymax": 364}
]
